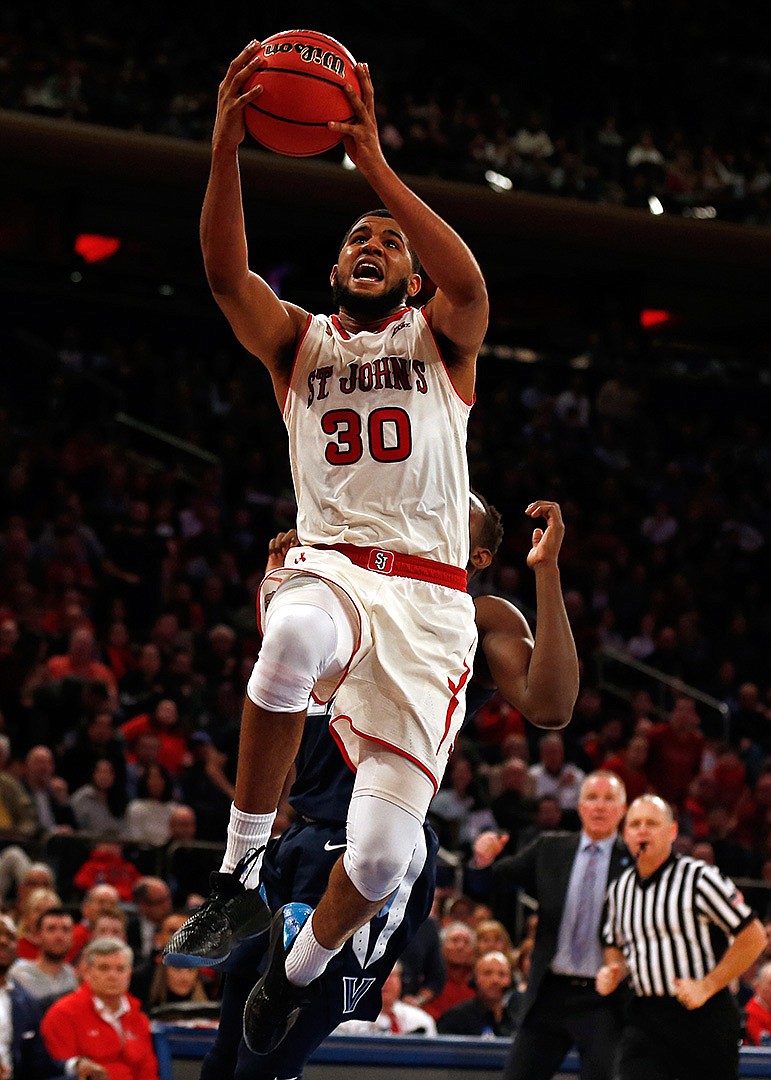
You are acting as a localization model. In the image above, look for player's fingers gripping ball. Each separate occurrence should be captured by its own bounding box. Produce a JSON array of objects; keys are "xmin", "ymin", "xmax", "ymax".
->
[{"xmin": 243, "ymin": 29, "xmax": 361, "ymax": 156}]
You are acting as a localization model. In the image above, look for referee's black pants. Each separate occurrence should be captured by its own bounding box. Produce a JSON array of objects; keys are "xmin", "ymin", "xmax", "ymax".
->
[
  {"xmin": 504, "ymin": 972, "xmax": 623, "ymax": 1080},
  {"xmin": 618, "ymin": 990, "xmax": 741, "ymax": 1080}
]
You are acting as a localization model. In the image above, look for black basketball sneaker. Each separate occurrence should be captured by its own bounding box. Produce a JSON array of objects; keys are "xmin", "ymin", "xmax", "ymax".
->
[
  {"xmin": 243, "ymin": 903, "xmax": 313, "ymax": 1055},
  {"xmin": 162, "ymin": 848, "xmax": 272, "ymax": 967}
]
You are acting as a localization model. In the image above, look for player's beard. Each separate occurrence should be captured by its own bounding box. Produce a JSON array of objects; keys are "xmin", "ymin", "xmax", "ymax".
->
[{"xmin": 333, "ymin": 275, "xmax": 410, "ymax": 319}]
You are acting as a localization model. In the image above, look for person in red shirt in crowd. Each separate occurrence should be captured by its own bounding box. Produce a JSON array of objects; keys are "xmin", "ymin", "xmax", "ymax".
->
[
  {"xmin": 682, "ymin": 772, "xmax": 719, "ymax": 840},
  {"xmin": 120, "ymin": 698, "xmax": 190, "ymax": 777},
  {"xmin": 712, "ymin": 747, "xmax": 750, "ymax": 812},
  {"xmin": 744, "ymin": 962, "xmax": 771, "ymax": 1045},
  {"xmin": 602, "ymin": 733, "xmax": 653, "ymax": 803},
  {"xmin": 73, "ymin": 843, "xmax": 142, "ymax": 902},
  {"xmin": 581, "ymin": 717, "xmax": 625, "ymax": 771},
  {"xmin": 45, "ymin": 626, "xmax": 118, "ymax": 711},
  {"xmin": 41, "ymin": 937, "xmax": 159, "ymax": 1080},
  {"xmin": 68, "ymin": 883, "xmax": 123, "ymax": 963},
  {"xmin": 734, "ymin": 771, "xmax": 771, "ymax": 852},
  {"xmin": 423, "ymin": 920, "xmax": 477, "ymax": 1022},
  {"xmin": 104, "ymin": 620, "xmax": 136, "ymax": 682},
  {"xmin": 646, "ymin": 695, "xmax": 704, "ymax": 809},
  {"xmin": 472, "ymin": 692, "xmax": 526, "ymax": 751}
]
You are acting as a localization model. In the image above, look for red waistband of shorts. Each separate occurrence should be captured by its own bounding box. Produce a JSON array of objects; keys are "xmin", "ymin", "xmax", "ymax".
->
[{"xmin": 317, "ymin": 543, "xmax": 467, "ymax": 592}]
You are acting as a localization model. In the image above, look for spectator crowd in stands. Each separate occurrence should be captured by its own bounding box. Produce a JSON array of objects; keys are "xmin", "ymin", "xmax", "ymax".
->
[{"xmin": 1, "ymin": 1, "xmax": 770, "ymax": 225}]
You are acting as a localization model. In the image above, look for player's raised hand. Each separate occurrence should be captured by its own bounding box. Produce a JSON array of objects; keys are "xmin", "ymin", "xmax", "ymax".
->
[
  {"xmin": 213, "ymin": 41, "xmax": 266, "ymax": 150},
  {"xmin": 328, "ymin": 62, "xmax": 385, "ymax": 173},
  {"xmin": 525, "ymin": 500, "xmax": 565, "ymax": 571},
  {"xmin": 266, "ymin": 529, "xmax": 300, "ymax": 573}
]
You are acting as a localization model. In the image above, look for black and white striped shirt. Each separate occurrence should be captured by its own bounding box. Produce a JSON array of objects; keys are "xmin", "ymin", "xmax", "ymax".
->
[{"xmin": 602, "ymin": 854, "xmax": 754, "ymax": 997}]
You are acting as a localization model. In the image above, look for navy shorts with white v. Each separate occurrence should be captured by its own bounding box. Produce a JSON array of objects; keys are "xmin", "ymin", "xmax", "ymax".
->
[{"xmin": 199, "ymin": 816, "xmax": 438, "ymax": 1080}]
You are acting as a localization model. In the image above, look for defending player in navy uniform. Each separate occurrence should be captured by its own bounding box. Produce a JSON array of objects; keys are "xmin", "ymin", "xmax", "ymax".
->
[{"xmin": 190, "ymin": 492, "xmax": 578, "ymax": 1077}]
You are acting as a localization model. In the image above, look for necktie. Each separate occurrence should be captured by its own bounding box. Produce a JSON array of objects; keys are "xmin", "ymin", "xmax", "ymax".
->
[{"xmin": 569, "ymin": 842, "xmax": 599, "ymax": 972}]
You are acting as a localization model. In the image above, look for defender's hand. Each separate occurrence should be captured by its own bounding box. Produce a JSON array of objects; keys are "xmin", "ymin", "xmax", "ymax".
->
[
  {"xmin": 525, "ymin": 501, "xmax": 565, "ymax": 571},
  {"xmin": 266, "ymin": 529, "xmax": 300, "ymax": 572}
]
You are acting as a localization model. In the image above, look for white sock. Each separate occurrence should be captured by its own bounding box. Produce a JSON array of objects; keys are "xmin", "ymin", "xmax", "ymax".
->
[
  {"xmin": 220, "ymin": 804, "xmax": 276, "ymax": 884},
  {"xmin": 284, "ymin": 914, "xmax": 342, "ymax": 987}
]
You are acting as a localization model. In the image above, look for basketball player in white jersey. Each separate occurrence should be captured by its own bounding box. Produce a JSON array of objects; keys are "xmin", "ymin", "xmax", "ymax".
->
[{"xmin": 188, "ymin": 42, "xmax": 490, "ymax": 1052}]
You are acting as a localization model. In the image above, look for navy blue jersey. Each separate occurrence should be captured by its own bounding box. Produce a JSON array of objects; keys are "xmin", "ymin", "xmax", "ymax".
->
[
  {"xmin": 288, "ymin": 701, "xmax": 353, "ymax": 824},
  {"xmin": 201, "ymin": 816, "xmax": 439, "ymax": 1080},
  {"xmin": 465, "ymin": 681, "xmax": 495, "ymax": 725}
]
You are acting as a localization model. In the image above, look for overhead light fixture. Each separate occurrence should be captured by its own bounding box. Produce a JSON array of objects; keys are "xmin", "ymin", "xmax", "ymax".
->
[{"xmin": 485, "ymin": 169, "xmax": 513, "ymax": 193}]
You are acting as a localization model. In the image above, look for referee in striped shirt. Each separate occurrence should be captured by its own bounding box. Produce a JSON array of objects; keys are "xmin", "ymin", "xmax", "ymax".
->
[{"xmin": 597, "ymin": 794, "xmax": 765, "ymax": 1079}]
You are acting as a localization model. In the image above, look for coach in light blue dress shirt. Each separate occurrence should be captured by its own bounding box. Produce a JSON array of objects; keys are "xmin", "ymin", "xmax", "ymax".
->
[
  {"xmin": 484, "ymin": 769, "xmax": 631, "ymax": 1080},
  {"xmin": 551, "ymin": 833, "xmax": 616, "ymax": 978}
]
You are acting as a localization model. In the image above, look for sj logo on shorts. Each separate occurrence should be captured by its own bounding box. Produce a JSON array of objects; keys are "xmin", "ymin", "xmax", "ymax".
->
[
  {"xmin": 367, "ymin": 549, "xmax": 395, "ymax": 575},
  {"xmin": 342, "ymin": 975, "xmax": 376, "ymax": 1014}
]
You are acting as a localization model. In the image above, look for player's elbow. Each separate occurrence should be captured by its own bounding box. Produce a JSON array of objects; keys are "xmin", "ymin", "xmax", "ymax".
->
[{"xmin": 527, "ymin": 707, "xmax": 572, "ymax": 731}]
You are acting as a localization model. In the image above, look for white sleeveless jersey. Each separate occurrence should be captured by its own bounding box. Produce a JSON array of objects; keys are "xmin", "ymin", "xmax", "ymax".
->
[{"xmin": 283, "ymin": 306, "xmax": 473, "ymax": 566}]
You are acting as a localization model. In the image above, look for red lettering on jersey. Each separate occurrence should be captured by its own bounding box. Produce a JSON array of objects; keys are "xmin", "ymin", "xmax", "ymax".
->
[
  {"xmin": 358, "ymin": 363, "xmax": 374, "ymax": 392},
  {"xmin": 339, "ymin": 364, "xmax": 358, "ymax": 395},
  {"xmin": 371, "ymin": 356, "xmax": 392, "ymax": 390},
  {"xmin": 389, "ymin": 357, "xmax": 412, "ymax": 390},
  {"xmin": 316, "ymin": 366, "xmax": 333, "ymax": 400},
  {"xmin": 413, "ymin": 360, "xmax": 428, "ymax": 394}
]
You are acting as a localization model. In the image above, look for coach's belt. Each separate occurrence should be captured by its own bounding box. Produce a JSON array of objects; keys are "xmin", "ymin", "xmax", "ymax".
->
[
  {"xmin": 551, "ymin": 973, "xmax": 594, "ymax": 989},
  {"xmin": 318, "ymin": 543, "xmax": 467, "ymax": 592}
]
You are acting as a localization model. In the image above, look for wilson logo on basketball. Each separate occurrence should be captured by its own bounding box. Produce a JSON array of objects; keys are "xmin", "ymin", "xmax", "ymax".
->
[{"xmin": 263, "ymin": 40, "xmax": 346, "ymax": 78}]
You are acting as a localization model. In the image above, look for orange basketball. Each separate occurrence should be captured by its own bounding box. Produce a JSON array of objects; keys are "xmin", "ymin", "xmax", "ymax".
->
[{"xmin": 243, "ymin": 29, "xmax": 361, "ymax": 157}]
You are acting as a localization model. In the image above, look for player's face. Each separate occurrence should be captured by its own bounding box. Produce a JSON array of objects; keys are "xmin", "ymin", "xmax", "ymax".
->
[{"xmin": 331, "ymin": 217, "xmax": 420, "ymax": 318}]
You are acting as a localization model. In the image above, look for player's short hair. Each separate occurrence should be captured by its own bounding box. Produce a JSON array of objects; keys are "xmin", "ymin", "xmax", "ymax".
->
[
  {"xmin": 470, "ymin": 489, "xmax": 504, "ymax": 557},
  {"xmin": 340, "ymin": 209, "xmax": 422, "ymax": 273}
]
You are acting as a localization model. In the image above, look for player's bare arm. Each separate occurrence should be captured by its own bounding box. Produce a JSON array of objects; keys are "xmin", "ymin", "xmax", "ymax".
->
[
  {"xmin": 475, "ymin": 501, "xmax": 578, "ymax": 729},
  {"xmin": 200, "ymin": 41, "xmax": 308, "ymax": 399},
  {"xmin": 331, "ymin": 63, "xmax": 488, "ymax": 398}
]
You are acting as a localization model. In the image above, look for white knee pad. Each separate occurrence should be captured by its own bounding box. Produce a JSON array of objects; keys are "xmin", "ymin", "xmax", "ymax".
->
[
  {"xmin": 343, "ymin": 793, "xmax": 423, "ymax": 903},
  {"xmin": 247, "ymin": 578, "xmax": 355, "ymax": 713}
]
